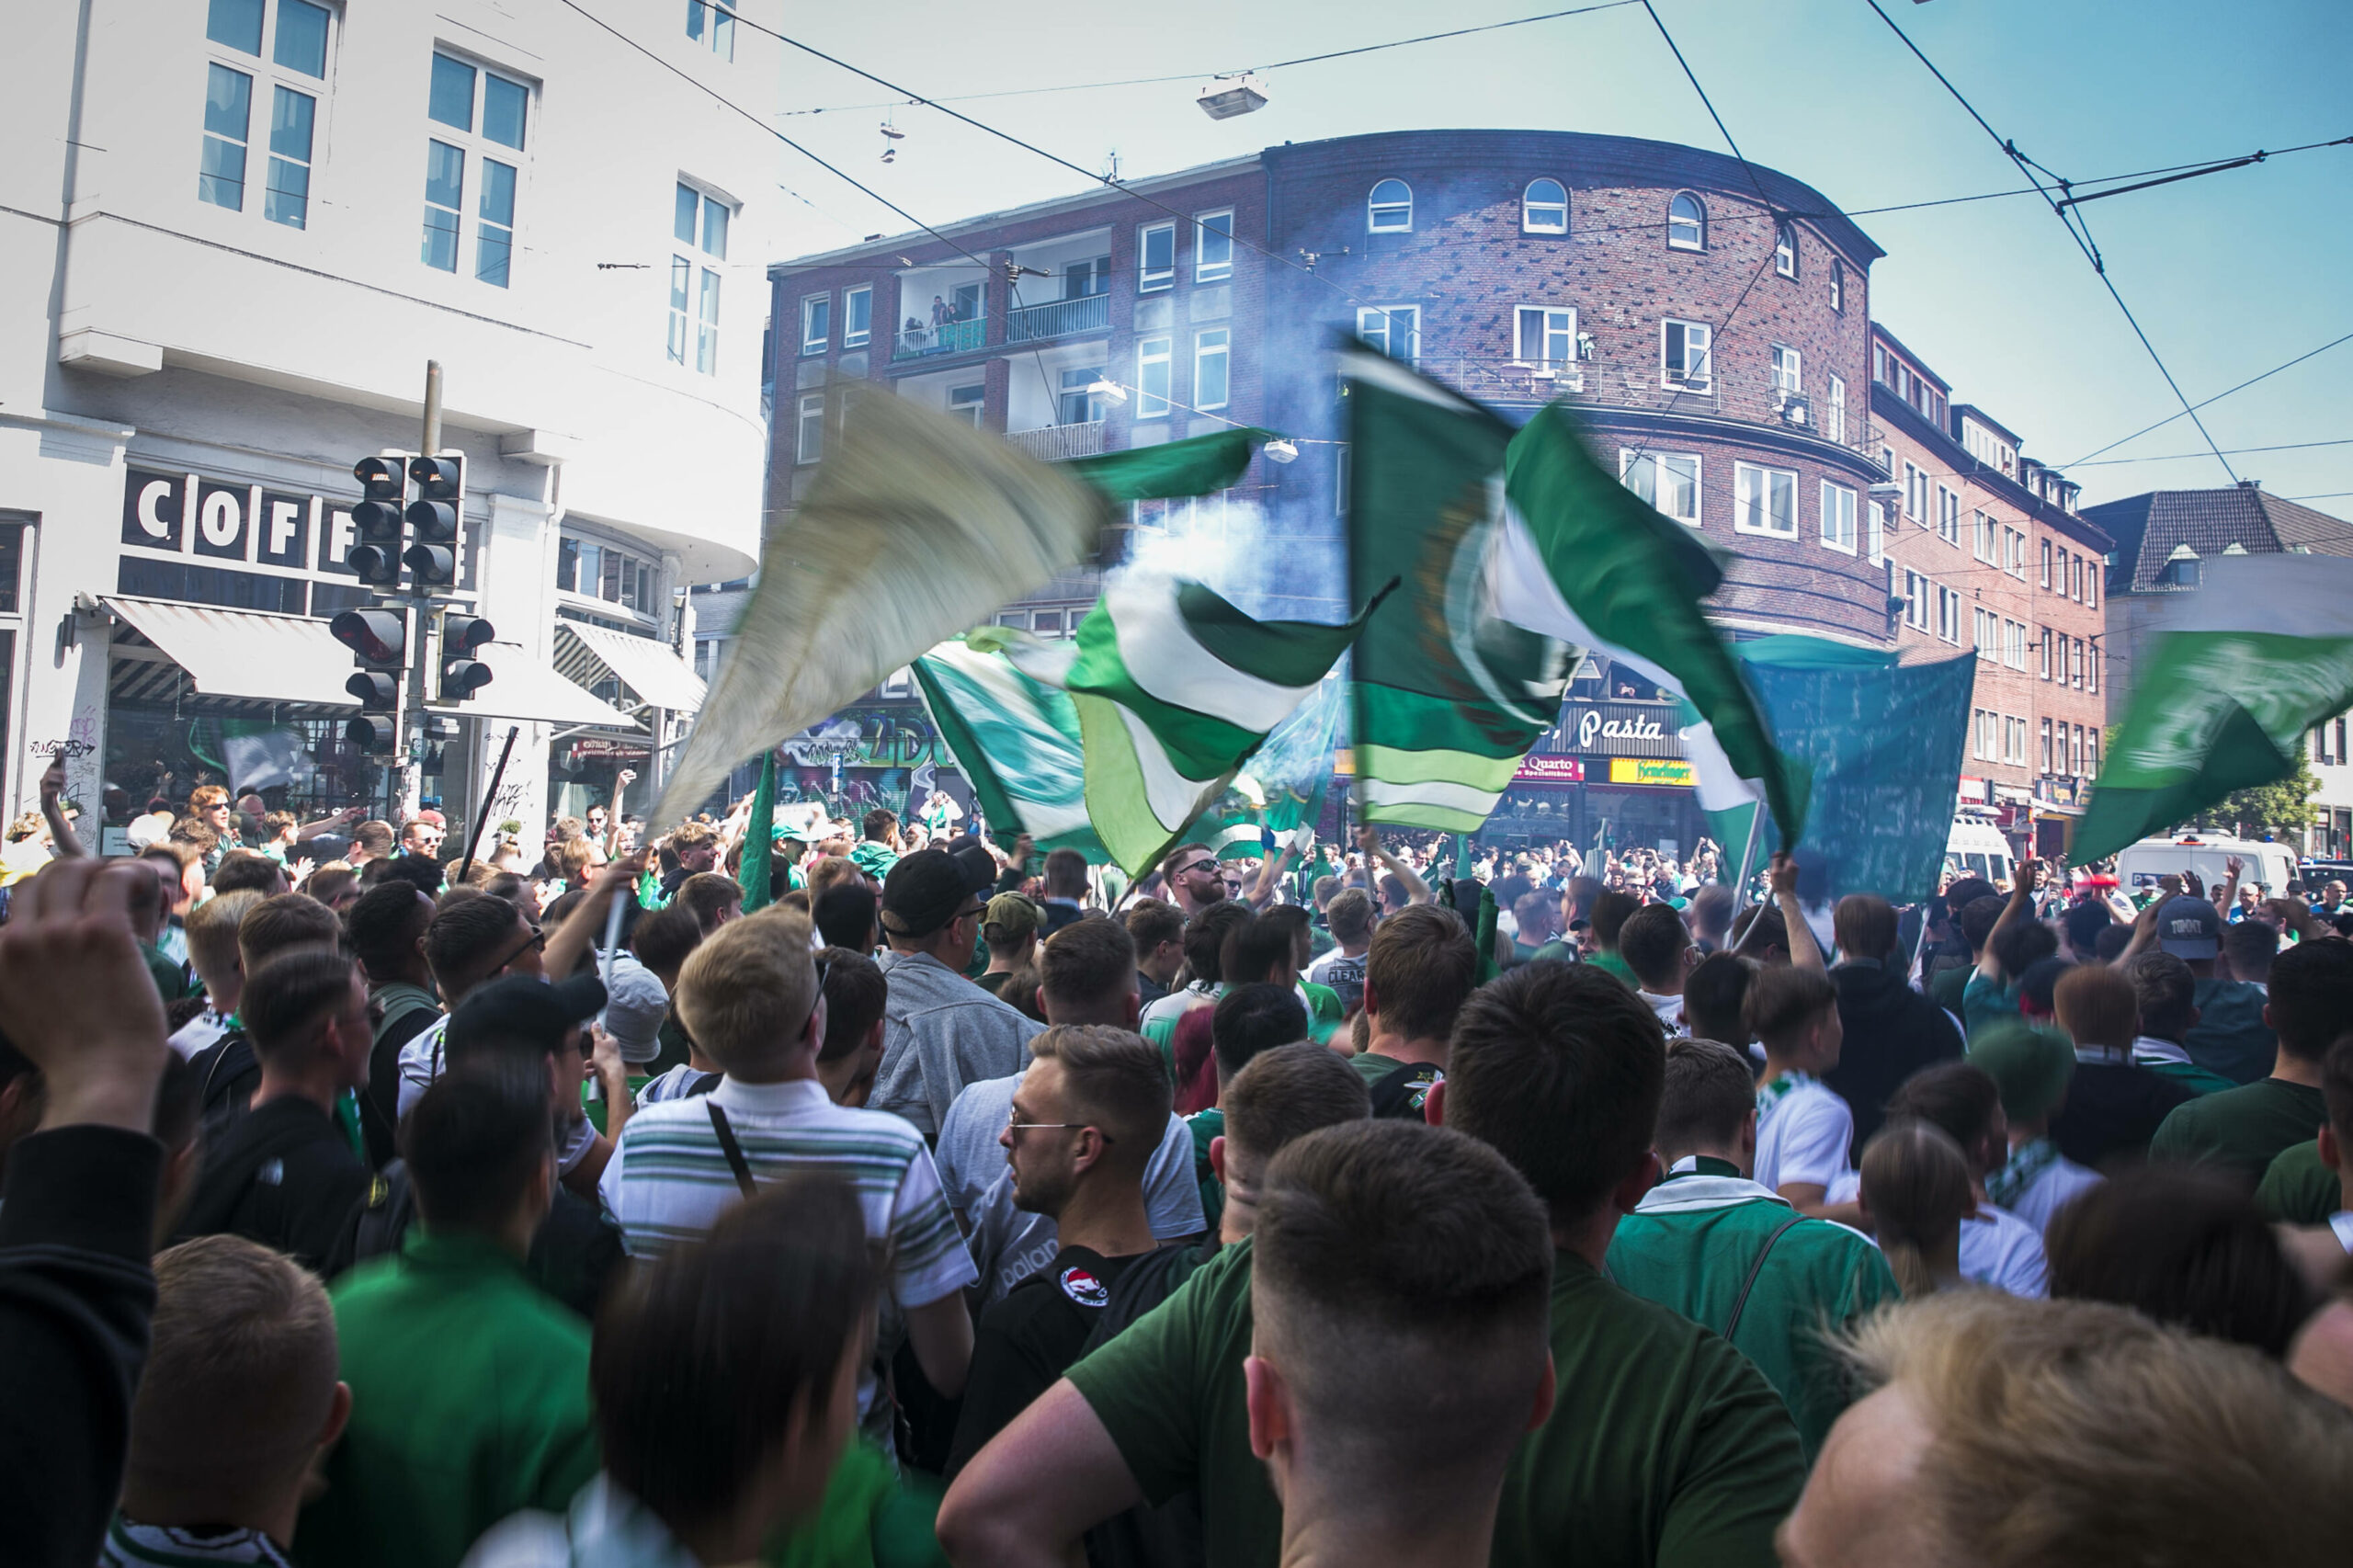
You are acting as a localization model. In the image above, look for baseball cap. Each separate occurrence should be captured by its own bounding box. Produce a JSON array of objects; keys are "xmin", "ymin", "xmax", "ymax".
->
[
  {"xmin": 1968, "ymin": 1021, "xmax": 2076, "ymax": 1124},
  {"xmin": 880, "ymin": 846, "xmax": 995, "ymax": 938},
  {"xmin": 445, "ymin": 971, "xmax": 608, "ymax": 1061},
  {"xmin": 983, "ymin": 892, "xmax": 1041, "ymax": 942},
  {"xmin": 2155, "ymin": 894, "xmax": 2222, "ymax": 960},
  {"xmin": 597, "ymin": 952, "xmax": 669, "ymax": 1066}
]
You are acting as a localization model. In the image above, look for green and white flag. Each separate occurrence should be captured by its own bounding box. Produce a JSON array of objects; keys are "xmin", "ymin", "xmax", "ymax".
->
[
  {"xmin": 917, "ymin": 577, "xmax": 1374, "ymax": 875},
  {"xmin": 1344, "ymin": 348, "xmax": 1573, "ymax": 831},
  {"xmin": 1201, "ymin": 679, "xmax": 1346, "ymax": 859},
  {"xmin": 908, "ymin": 636, "xmax": 1108, "ymax": 861},
  {"xmin": 1495, "ymin": 400, "xmax": 1809, "ymax": 846},
  {"xmin": 2075, "ymin": 552, "xmax": 2353, "ymax": 865}
]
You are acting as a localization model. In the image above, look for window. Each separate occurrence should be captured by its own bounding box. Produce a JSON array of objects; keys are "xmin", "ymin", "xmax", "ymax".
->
[
  {"xmin": 1662, "ymin": 319, "xmax": 1712, "ymax": 390},
  {"xmin": 949, "ymin": 384, "xmax": 985, "ymax": 427},
  {"xmin": 1622, "ymin": 452, "xmax": 1701, "ymax": 527},
  {"xmin": 1974, "ymin": 608, "xmax": 1995, "ymax": 658},
  {"xmin": 1358, "ymin": 306, "xmax": 1419, "ymax": 364},
  {"xmin": 2040, "ymin": 538, "xmax": 2052, "ymax": 587},
  {"xmin": 2041, "ymin": 718, "xmax": 2053, "ymax": 773},
  {"xmin": 1937, "ymin": 585, "xmax": 1963, "ymax": 645},
  {"xmin": 686, "ymin": 1, "xmax": 735, "ymax": 59},
  {"xmin": 1874, "ymin": 343, "xmax": 1889, "ymax": 384},
  {"xmin": 800, "ymin": 294, "xmax": 830, "ymax": 355},
  {"xmin": 200, "ymin": 0, "xmax": 327, "ymax": 225},
  {"xmin": 1058, "ymin": 369, "xmax": 1106, "ymax": 426},
  {"xmin": 1904, "ymin": 571, "xmax": 1931, "ymax": 631},
  {"xmin": 1974, "ymin": 709, "xmax": 1996, "ymax": 761},
  {"xmin": 796, "ymin": 395, "xmax": 824, "ymax": 464},
  {"xmin": 1523, "ymin": 178, "xmax": 1568, "ymax": 234},
  {"xmin": 671, "ymin": 182, "xmax": 730, "ymax": 372},
  {"xmin": 2040, "ymin": 625, "xmax": 2052, "ymax": 679},
  {"xmin": 2072, "ymin": 552, "xmax": 2085, "ymax": 602},
  {"xmin": 2088, "ymin": 642, "xmax": 2098, "ymax": 693},
  {"xmin": 2008, "ymin": 716, "xmax": 2029, "ymax": 766},
  {"xmin": 1867, "ymin": 498, "xmax": 1885, "ymax": 563},
  {"xmin": 2006, "ymin": 619, "xmax": 2027, "ymax": 670},
  {"xmin": 1774, "ymin": 220, "xmax": 1799, "ymax": 278},
  {"xmin": 2086, "ymin": 567, "xmax": 2097, "ymax": 609},
  {"xmin": 1830, "ymin": 256, "xmax": 1846, "ymax": 313},
  {"xmin": 1194, "ymin": 328, "xmax": 1231, "ymax": 411},
  {"xmin": 1368, "ymin": 179, "xmax": 1413, "ymax": 233},
  {"xmin": 420, "ymin": 52, "xmax": 529, "ymax": 286},
  {"xmin": 1137, "ymin": 222, "xmax": 1176, "ymax": 291},
  {"xmin": 1516, "ymin": 307, "xmax": 1576, "ymax": 370},
  {"xmin": 1973, "ymin": 511, "xmax": 1996, "ymax": 563},
  {"xmin": 843, "ymin": 285, "xmax": 871, "ymax": 347},
  {"xmin": 1937, "ymin": 486, "xmax": 1961, "ymax": 546},
  {"xmin": 1827, "ymin": 374, "xmax": 1847, "ymax": 444},
  {"xmin": 1195, "ymin": 210, "xmax": 1233, "ymax": 281},
  {"xmin": 1904, "ymin": 462, "xmax": 1927, "ymax": 523},
  {"xmin": 555, "ymin": 535, "xmax": 663, "ymax": 615},
  {"xmin": 1137, "ymin": 336, "xmax": 1172, "ymax": 418},
  {"xmin": 1733, "ymin": 463, "xmax": 1798, "ymax": 538},
  {"xmin": 1821, "ymin": 482, "xmax": 1857, "ymax": 554},
  {"xmin": 1770, "ymin": 344, "xmax": 1802, "ymax": 397},
  {"xmin": 1667, "ymin": 191, "xmax": 1706, "ymax": 250}
]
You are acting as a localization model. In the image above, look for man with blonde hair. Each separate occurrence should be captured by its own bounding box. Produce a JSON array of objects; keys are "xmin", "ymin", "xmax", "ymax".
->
[
  {"xmin": 2050, "ymin": 960, "xmax": 2197, "ymax": 1167},
  {"xmin": 167, "ymin": 888, "xmax": 265, "ymax": 1059},
  {"xmin": 107, "ymin": 1236, "xmax": 348, "ymax": 1567},
  {"xmin": 601, "ymin": 906, "xmax": 977, "ymax": 1451},
  {"xmin": 1779, "ymin": 1291, "xmax": 2353, "ymax": 1568}
]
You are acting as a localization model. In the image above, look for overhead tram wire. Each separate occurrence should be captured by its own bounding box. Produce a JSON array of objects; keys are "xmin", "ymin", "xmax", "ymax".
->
[
  {"xmin": 1859, "ymin": 0, "xmax": 2238, "ymax": 483},
  {"xmin": 2066, "ymin": 327, "xmax": 2353, "ymax": 467},
  {"xmin": 2070, "ymin": 437, "xmax": 2353, "ymax": 469}
]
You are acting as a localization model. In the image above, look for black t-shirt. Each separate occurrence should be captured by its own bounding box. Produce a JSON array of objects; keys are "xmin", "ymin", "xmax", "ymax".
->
[
  {"xmin": 363, "ymin": 1001, "xmax": 443, "ymax": 1169},
  {"xmin": 188, "ymin": 1030, "xmax": 260, "ymax": 1142},
  {"xmin": 174, "ymin": 1096, "xmax": 374, "ymax": 1276},
  {"xmin": 947, "ymin": 1244, "xmax": 1154, "ymax": 1478},
  {"xmin": 2050, "ymin": 1060, "xmax": 2198, "ymax": 1171}
]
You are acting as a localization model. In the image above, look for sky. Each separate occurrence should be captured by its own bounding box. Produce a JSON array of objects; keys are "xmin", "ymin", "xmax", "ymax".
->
[{"xmin": 736, "ymin": 0, "xmax": 2352, "ymax": 516}]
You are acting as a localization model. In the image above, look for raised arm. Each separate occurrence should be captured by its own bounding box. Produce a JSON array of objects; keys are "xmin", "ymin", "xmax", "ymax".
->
[
  {"xmin": 1978, "ymin": 857, "xmax": 2041, "ymax": 981},
  {"xmin": 543, "ymin": 849, "xmax": 649, "ymax": 983},
  {"xmin": 1768, "ymin": 852, "xmax": 1824, "ymax": 973},
  {"xmin": 1246, "ymin": 837, "xmax": 1298, "ymax": 909},
  {"xmin": 294, "ymin": 805, "xmax": 365, "ymax": 841},
  {"xmin": 37, "ymin": 762, "xmax": 85, "ymax": 860},
  {"xmin": 604, "ymin": 768, "xmax": 636, "ymax": 858},
  {"xmin": 1359, "ymin": 826, "xmax": 1430, "ymax": 906}
]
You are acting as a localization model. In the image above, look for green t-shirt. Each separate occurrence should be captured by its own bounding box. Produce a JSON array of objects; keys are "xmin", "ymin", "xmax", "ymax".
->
[
  {"xmin": 1961, "ymin": 970, "xmax": 2022, "ymax": 1041},
  {"xmin": 2143, "ymin": 1056, "xmax": 2236, "ymax": 1097},
  {"xmin": 1064, "ymin": 1240, "xmax": 1804, "ymax": 1568},
  {"xmin": 1606, "ymin": 1175, "xmax": 1899, "ymax": 1460},
  {"xmin": 1586, "ymin": 949, "xmax": 1638, "ymax": 989},
  {"xmin": 1187, "ymin": 1108, "xmax": 1223, "ymax": 1233},
  {"xmin": 2149, "ymin": 1076, "xmax": 2329, "ymax": 1187},
  {"xmin": 1928, "ymin": 962, "xmax": 1971, "ymax": 1018},
  {"xmin": 2256, "ymin": 1138, "xmax": 2343, "ymax": 1225},
  {"xmin": 1531, "ymin": 939, "xmax": 1576, "ymax": 964}
]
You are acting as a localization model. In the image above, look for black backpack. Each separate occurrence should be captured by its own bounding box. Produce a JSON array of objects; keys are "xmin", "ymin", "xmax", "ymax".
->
[{"xmin": 1367, "ymin": 1057, "xmax": 1443, "ymax": 1121}]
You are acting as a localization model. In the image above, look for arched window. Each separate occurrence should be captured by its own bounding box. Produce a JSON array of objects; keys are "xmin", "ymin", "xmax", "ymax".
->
[
  {"xmin": 1666, "ymin": 190, "xmax": 1705, "ymax": 251},
  {"xmin": 1368, "ymin": 178, "xmax": 1413, "ymax": 233},
  {"xmin": 1522, "ymin": 178, "xmax": 1568, "ymax": 234},
  {"xmin": 1830, "ymin": 256, "xmax": 1846, "ymax": 313},
  {"xmin": 1774, "ymin": 220, "xmax": 1799, "ymax": 278}
]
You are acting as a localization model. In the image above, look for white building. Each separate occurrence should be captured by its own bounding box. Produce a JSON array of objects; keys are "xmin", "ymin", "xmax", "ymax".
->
[{"xmin": 2, "ymin": 0, "xmax": 777, "ymax": 847}]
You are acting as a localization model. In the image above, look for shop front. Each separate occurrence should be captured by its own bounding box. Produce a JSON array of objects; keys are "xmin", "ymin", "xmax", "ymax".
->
[{"xmin": 1478, "ymin": 701, "xmax": 1711, "ymax": 858}]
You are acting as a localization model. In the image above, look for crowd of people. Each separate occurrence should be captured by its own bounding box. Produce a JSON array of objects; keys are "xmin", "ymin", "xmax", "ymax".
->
[{"xmin": 4, "ymin": 769, "xmax": 2353, "ymax": 1568}]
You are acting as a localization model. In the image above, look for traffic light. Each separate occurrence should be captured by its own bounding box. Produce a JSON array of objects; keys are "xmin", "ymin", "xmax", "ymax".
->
[
  {"xmin": 349, "ymin": 456, "xmax": 411, "ymax": 587},
  {"xmin": 438, "ymin": 611, "xmax": 494, "ymax": 701},
  {"xmin": 332, "ymin": 608, "xmax": 406, "ymax": 752},
  {"xmin": 404, "ymin": 455, "xmax": 464, "ymax": 591}
]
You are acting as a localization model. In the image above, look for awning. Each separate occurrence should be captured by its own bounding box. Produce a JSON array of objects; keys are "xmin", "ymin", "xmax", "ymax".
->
[
  {"xmin": 554, "ymin": 620, "xmax": 705, "ymax": 713},
  {"xmin": 104, "ymin": 597, "xmax": 359, "ymax": 708},
  {"xmin": 464, "ymin": 643, "xmax": 640, "ymax": 729}
]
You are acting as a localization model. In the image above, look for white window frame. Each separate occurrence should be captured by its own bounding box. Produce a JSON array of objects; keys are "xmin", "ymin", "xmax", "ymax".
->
[
  {"xmin": 1136, "ymin": 335, "xmax": 1172, "ymax": 419},
  {"xmin": 1193, "ymin": 327, "xmax": 1231, "ymax": 412},
  {"xmin": 1972, "ymin": 510, "xmax": 1996, "ymax": 563},
  {"xmin": 948, "ymin": 383, "xmax": 984, "ymax": 427},
  {"xmin": 795, "ymin": 393, "xmax": 824, "ymax": 464},
  {"xmin": 1770, "ymin": 344, "xmax": 1802, "ymax": 397},
  {"xmin": 1522, "ymin": 178, "xmax": 1568, "ymax": 234},
  {"xmin": 1774, "ymin": 221, "xmax": 1799, "ymax": 278},
  {"xmin": 2040, "ymin": 537, "xmax": 2052, "ymax": 587},
  {"xmin": 200, "ymin": 0, "xmax": 334, "ymax": 229},
  {"xmin": 1662, "ymin": 318, "xmax": 1712, "ymax": 391},
  {"xmin": 421, "ymin": 50, "xmax": 533, "ymax": 288},
  {"xmin": 1904, "ymin": 462, "xmax": 1926, "ymax": 522},
  {"xmin": 1904, "ymin": 571, "xmax": 1931, "ymax": 631},
  {"xmin": 1937, "ymin": 585, "xmax": 1963, "ymax": 645},
  {"xmin": 800, "ymin": 293, "xmax": 830, "ymax": 355},
  {"xmin": 671, "ymin": 179, "xmax": 732, "ymax": 374},
  {"xmin": 1820, "ymin": 481, "xmax": 1857, "ymax": 554},
  {"xmin": 1621, "ymin": 451, "xmax": 1702, "ymax": 528},
  {"xmin": 1358, "ymin": 305, "xmax": 1419, "ymax": 365},
  {"xmin": 1826, "ymin": 374, "xmax": 1847, "ymax": 444},
  {"xmin": 1194, "ymin": 210, "xmax": 1233, "ymax": 282},
  {"xmin": 1937, "ymin": 486, "xmax": 1961, "ymax": 546},
  {"xmin": 1666, "ymin": 190, "xmax": 1706, "ymax": 251},
  {"xmin": 1867, "ymin": 498, "xmax": 1885, "ymax": 564},
  {"xmin": 1138, "ymin": 221, "xmax": 1176, "ymax": 292},
  {"xmin": 1733, "ymin": 462, "xmax": 1798, "ymax": 540},
  {"xmin": 685, "ymin": 0, "xmax": 736, "ymax": 59},
  {"xmin": 1368, "ymin": 178, "xmax": 1413, "ymax": 233},
  {"xmin": 843, "ymin": 284, "xmax": 871, "ymax": 348},
  {"xmin": 1515, "ymin": 306, "xmax": 1576, "ymax": 371},
  {"xmin": 1829, "ymin": 256, "xmax": 1846, "ymax": 313}
]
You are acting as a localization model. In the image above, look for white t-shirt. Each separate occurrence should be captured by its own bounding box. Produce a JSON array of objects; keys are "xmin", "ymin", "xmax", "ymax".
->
[
  {"xmin": 1754, "ymin": 1074, "xmax": 1854, "ymax": 1195},
  {"xmin": 1959, "ymin": 1201, "xmax": 2049, "ymax": 1297},
  {"xmin": 1304, "ymin": 947, "xmax": 1365, "ymax": 989},
  {"xmin": 1997, "ymin": 1148, "xmax": 2105, "ymax": 1236},
  {"xmin": 166, "ymin": 1006, "xmax": 231, "ymax": 1061},
  {"xmin": 1637, "ymin": 991, "xmax": 1686, "ymax": 1031}
]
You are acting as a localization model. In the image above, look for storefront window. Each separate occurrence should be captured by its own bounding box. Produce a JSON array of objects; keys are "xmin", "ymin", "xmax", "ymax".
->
[
  {"xmin": 555, "ymin": 532, "xmax": 661, "ymax": 616},
  {"xmin": 101, "ymin": 703, "xmax": 381, "ymax": 832}
]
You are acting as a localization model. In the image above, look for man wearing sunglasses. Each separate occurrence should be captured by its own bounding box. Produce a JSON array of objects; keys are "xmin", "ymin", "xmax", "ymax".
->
[
  {"xmin": 873, "ymin": 846, "xmax": 1044, "ymax": 1140},
  {"xmin": 1158, "ymin": 843, "xmax": 1229, "ymax": 920}
]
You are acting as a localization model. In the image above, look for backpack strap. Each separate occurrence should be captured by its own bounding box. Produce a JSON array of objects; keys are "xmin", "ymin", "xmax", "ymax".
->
[
  {"xmin": 706, "ymin": 1100, "xmax": 757, "ymax": 1198},
  {"xmin": 1724, "ymin": 1212, "xmax": 1808, "ymax": 1339}
]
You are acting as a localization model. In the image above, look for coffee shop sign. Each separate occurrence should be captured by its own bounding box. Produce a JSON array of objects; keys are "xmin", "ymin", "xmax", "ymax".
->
[{"xmin": 1575, "ymin": 710, "xmax": 1666, "ymax": 749}]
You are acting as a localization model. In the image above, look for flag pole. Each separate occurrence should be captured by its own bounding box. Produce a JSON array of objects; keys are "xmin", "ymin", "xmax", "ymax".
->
[
  {"xmin": 1730, "ymin": 801, "xmax": 1766, "ymax": 905},
  {"xmin": 457, "ymin": 724, "xmax": 519, "ymax": 886}
]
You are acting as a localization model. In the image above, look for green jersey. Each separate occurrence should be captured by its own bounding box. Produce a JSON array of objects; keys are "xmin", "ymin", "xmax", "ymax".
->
[
  {"xmin": 2150, "ymin": 1077, "xmax": 2328, "ymax": 1187},
  {"xmin": 2256, "ymin": 1138, "xmax": 2343, "ymax": 1225}
]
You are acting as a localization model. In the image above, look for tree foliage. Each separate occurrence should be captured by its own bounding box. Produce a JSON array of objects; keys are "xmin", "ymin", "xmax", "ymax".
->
[{"xmin": 2199, "ymin": 752, "xmax": 2319, "ymax": 839}]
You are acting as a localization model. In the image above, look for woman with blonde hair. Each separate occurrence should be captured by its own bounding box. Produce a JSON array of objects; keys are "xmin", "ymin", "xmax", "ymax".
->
[{"xmin": 1859, "ymin": 1118, "xmax": 1976, "ymax": 1298}]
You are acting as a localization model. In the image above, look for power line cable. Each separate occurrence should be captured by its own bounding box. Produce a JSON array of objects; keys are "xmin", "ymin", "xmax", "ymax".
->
[
  {"xmin": 2070, "ymin": 437, "xmax": 2353, "ymax": 468},
  {"xmin": 2065, "ymin": 326, "xmax": 2353, "ymax": 466},
  {"xmin": 1859, "ymin": 0, "xmax": 2238, "ymax": 483}
]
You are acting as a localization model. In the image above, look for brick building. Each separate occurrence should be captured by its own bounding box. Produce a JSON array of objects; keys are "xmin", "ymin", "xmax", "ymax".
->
[{"xmin": 1870, "ymin": 325, "xmax": 2113, "ymax": 857}]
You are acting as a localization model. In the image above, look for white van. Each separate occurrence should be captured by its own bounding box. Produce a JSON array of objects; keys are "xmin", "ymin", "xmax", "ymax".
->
[
  {"xmin": 2114, "ymin": 835, "xmax": 2299, "ymax": 900},
  {"xmin": 1945, "ymin": 814, "xmax": 2016, "ymax": 891}
]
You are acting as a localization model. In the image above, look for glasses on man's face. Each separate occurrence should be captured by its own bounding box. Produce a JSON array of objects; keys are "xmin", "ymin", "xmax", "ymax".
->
[
  {"xmin": 1173, "ymin": 859, "xmax": 1217, "ymax": 881},
  {"xmin": 494, "ymin": 924, "xmax": 546, "ymax": 972},
  {"xmin": 1006, "ymin": 1103, "xmax": 1110, "ymax": 1142}
]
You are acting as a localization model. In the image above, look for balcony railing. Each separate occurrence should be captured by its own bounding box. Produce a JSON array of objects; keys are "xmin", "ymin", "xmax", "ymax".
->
[
  {"xmin": 893, "ymin": 317, "xmax": 986, "ymax": 360},
  {"xmin": 1005, "ymin": 292, "xmax": 1110, "ymax": 344},
  {"xmin": 1005, "ymin": 421, "xmax": 1106, "ymax": 461}
]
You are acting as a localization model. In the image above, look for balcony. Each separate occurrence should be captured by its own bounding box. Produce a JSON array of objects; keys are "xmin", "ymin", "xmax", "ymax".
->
[
  {"xmin": 894, "ymin": 317, "xmax": 986, "ymax": 360},
  {"xmin": 1005, "ymin": 292, "xmax": 1110, "ymax": 344},
  {"xmin": 1005, "ymin": 421, "xmax": 1105, "ymax": 461}
]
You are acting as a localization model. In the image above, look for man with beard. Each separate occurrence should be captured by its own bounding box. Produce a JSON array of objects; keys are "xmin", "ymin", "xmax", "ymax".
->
[{"xmin": 947, "ymin": 1025, "xmax": 1176, "ymax": 1477}]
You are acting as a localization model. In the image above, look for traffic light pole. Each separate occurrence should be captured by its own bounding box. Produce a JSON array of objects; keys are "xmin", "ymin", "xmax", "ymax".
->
[{"xmin": 397, "ymin": 360, "xmax": 444, "ymax": 822}]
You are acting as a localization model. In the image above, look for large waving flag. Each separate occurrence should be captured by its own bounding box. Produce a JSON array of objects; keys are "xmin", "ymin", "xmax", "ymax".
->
[
  {"xmin": 1495, "ymin": 401, "xmax": 1809, "ymax": 846},
  {"xmin": 908, "ymin": 635, "xmax": 1108, "ymax": 861},
  {"xmin": 653, "ymin": 382, "xmax": 1268, "ymax": 825},
  {"xmin": 916, "ymin": 577, "xmax": 1375, "ymax": 874},
  {"xmin": 2075, "ymin": 552, "xmax": 2353, "ymax": 864},
  {"xmin": 1344, "ymin": 348, "xmax": 1574, "ymax": 831}
]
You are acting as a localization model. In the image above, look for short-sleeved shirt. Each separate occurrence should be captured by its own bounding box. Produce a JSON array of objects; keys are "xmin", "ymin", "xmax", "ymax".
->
[
  {"xmin": 1959, "ymin": 1201, "xmax": 2049, "ymax": 1296},
  {"xmin": 1754, "ymin": 1074, "xmax": 1853, "ymax": 1195},
  {"xmin": 1065, "ymin": 1240, "xmax": 1805, "ymax": 1568},
  {"xmin": 947, "ymin": 1242, "xmax": 1160, "ymax": 1478},
  {"xmin": 1961, "ymin": 971, "xmax": 2022, "ymax": 1040},
  {"xmin": 2257, "ymin": 1139, "xmax": 2343, "ymax": 1225},
  {"xmin": 1982, "ymin": 1138, "xmax": 2104, "ymax": 1235},
  {"xmin": 1585, "ymin": 949, "xmax": 1638, "ymax": 989},
  {"xmin": 2150, "ymin": 1076, "xmax": 2329, "ymax": 1187}
]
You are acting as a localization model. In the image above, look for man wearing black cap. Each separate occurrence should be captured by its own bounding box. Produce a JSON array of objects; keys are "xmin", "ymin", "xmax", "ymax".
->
[{"xmin": 874, "ymin": 846, "xmax": 1044, "ymax": 1140}]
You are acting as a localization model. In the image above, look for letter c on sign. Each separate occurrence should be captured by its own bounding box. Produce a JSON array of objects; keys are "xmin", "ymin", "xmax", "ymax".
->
[
  {"xmin": 199, "ymin": 490, "xmax": 242, "ymax": 548},
  {"xmin": 136, "ymin": 480, "xmax": 174, "ymax": 540}
]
